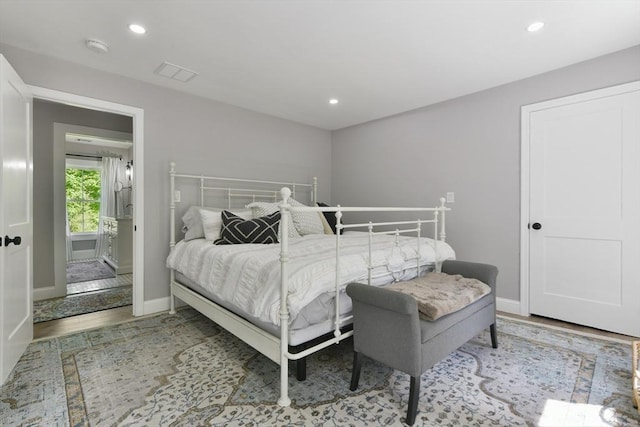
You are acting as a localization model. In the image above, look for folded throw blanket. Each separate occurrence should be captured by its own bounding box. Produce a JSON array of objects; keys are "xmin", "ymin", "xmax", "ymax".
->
[{"xmin": 387, "ymin": 272, "xmax": 491, "ymax": 321}]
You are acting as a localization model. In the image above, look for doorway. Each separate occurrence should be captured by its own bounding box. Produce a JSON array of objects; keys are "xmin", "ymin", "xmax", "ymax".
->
[
  {"xmin": 33, "ymin": 121, "xmax": 135, "ymax": 322},
  {"xmin": 520, "ymin": 81, "xmax": 640, "ymax": 337},
  {"xmin": 30, "ymin": 86, "xmax": 144, "ymax": 318}
]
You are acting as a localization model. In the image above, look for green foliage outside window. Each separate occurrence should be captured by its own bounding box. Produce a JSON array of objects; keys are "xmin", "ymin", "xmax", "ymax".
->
[{"xmin": 66, "ymin": 168, "xmax": 101, "ymax": 233}]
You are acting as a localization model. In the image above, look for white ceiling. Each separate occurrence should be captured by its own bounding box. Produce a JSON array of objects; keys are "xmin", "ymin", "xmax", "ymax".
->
[{"xmin": 1, "ymin": 1, "xmax": 639, "ymax": 130}]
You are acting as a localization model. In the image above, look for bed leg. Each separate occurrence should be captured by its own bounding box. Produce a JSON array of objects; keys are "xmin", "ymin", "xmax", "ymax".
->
[
  {"xmin": 169, "ymin": 289, "xmax": 176, "ymax": 315},
  {"xmin": 296, "ymin": 357, "xmax": 307, "ymax": 381},
  {"xmin": 490, "ymin": 323, "xmax": 498, "ymax": 348}
]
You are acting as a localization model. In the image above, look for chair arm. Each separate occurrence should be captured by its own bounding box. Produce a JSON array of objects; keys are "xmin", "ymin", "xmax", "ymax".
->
[
  {"xmin": 346, "ymin": 282, "xmax": 418, "ymax": 315},
  {"xmin": 346, "ymin": 282, "xmax": 422, "ymax": 375}
]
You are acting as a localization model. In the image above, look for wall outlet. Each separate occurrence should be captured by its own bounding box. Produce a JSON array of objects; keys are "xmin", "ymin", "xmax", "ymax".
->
[
  {"xmin": 174, "ymin": 190, "xmax": 181, "ymax": 203},
  {"xmin": 446, "ymin": 192, "xmax": 455, "ymax": 203}
]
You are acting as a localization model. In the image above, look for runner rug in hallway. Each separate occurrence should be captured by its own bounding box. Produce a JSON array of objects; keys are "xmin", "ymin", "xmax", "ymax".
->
[
  {"xmin": 67, "ymin": 260, "xmax": 115, "ymax": 284},
  {"xmin": 1, "ymin": 311, "xmax": 637, "ymax": 426}
]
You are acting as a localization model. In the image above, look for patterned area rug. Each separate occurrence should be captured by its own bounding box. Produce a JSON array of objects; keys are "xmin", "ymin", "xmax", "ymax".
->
[
  {"xmin": 1, "ymin": 310, "xmax": 638, "ymax": 426},
  {"xmin": 33, "ymin": 286, "xmax": 132, "ymax": 323},
  {"xmin": 67, "ymin": 260, "xmax": 115, "ymax": 284}
]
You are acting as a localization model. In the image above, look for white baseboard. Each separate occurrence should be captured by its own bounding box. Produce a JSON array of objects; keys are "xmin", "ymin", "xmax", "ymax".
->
[
  {"xmin": 142, "ymin": 297, "xmax": 171, "ymax": 315},
  {"xmin": 496, "ymin": 297, "xmax": 521, "ymax": 315},
  {"xmin": 33, "ymin": 285, "xmax": 65, "ymax": 301},
  {"xmin": 142, "ymin": 295, "xmax": 185, "ymax": 316},
  {"xmin": 71, "ymin": 250, "xmax": 96, "ymax": 260}
]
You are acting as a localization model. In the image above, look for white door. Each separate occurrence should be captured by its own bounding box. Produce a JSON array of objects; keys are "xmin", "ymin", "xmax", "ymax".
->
[
  {"xmin": 0, "ymin": 55, "xmax": 33, "ymax": 385},
  {"xmin": 526, "ymin": 83, "xmax": 640, "ymax": 337}
]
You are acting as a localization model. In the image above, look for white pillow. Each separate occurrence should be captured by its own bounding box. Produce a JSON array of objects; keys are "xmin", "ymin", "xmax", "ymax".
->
[
  {"xmin": 247, "ymin": 199, "xmax": 325, "ymax": 236},
  {"xmin": 181, "ymin": 206, "xmax": 220, "ymax": 241},
  {"xmin": 200, "ymin": 208, "xmax": 253, "ymax": 241},
  {"xmin": 318, "ymin": 210, "xmax": 334, "ymax": 235},
  {"xmin": 288, "ymin": 198, "xmax": 325, "ymax": 235},
  {"xmin": 245, "ymin": 202, "xmax": 301, "ymax": 239}
]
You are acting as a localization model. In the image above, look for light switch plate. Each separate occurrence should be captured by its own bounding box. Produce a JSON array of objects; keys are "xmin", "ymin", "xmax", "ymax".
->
[
  {"xmin": 446, "ymin": 192, "xmax": 455, "ymax": 203},
  {"xmin": 174, "ymin": 190, "xmax": 181, "ymax": 203}
]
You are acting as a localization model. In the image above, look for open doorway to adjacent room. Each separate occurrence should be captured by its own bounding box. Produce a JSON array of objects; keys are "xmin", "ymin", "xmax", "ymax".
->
[{"xmin": 31, "ymin": 98, "xmax": 141, "ymax": 324}]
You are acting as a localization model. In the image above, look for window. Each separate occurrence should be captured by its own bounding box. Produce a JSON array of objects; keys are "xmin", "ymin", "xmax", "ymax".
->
[{"xmin": 66, "ymin": 167, "xmax": 101, "ymax": 233}]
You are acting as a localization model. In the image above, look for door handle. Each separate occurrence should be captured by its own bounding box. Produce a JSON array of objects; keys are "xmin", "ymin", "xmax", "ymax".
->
[
  {"xmin": 529, "ymin": 223, "xmax": 542, "ymax": 230},
  {"xmin": 4, "ymin": 235, "xmax": 22, "ymax": 246}
]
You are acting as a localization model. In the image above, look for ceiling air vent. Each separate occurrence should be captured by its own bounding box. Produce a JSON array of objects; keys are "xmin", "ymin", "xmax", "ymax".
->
[
  {"xmin": 154, "ymin": 61, "xmax": 198, "ymax": 83},
  {"xmin": 85, "ymin": 38, "xmax": 109, "ymax": 54}
]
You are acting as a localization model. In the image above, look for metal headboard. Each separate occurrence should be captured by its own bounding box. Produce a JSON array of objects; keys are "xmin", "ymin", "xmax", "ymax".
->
[{"xmin": 168, "ymin": 161, "xmax": 317, "ymax": 247}]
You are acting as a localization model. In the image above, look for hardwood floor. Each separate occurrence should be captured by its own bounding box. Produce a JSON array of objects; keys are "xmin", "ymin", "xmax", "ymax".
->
[
  {"xmin": 33, "ymin": 305, "xmax": 136, "ymax": 340},
  {"xmin": 67, "ymin": 273, "xmax": 132, "ymax": 295},
  {"xmin": 33, "ymin": 274, "xmax": 133, "ymax": 326},
  {"xmin": 498, "ymin": 311, "xmax": 637, "ymax": 343}
]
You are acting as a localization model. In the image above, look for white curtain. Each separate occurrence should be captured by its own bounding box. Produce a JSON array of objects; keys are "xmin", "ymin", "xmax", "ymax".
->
[{"xmin": 95, "ymin": 157, "xmax": 120, "ymax": 258}]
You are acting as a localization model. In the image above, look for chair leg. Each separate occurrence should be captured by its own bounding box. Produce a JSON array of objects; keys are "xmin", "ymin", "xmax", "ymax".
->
[
  {"xmin": 350, "ymin": 351, "xmax": 362, "ymax": 391},
  {"xmin": 406, "ymin": 375, "xmax": 420, "ymax": 425},
  {"xmin": 490, "ymin": 323, "xmax": 498, "ymax": 349}
]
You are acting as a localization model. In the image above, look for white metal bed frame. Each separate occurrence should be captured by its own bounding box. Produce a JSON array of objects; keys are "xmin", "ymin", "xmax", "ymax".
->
[{"xmin": 168, "ymin": 162, "xmax": 450, "ymax": 406}]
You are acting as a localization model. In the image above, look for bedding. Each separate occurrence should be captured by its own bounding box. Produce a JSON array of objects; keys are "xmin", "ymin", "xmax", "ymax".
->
[
  {"xmin": 288, "ymin": 198, "xmax": 325, "ymax": 235},
  {"xmin": 246, "ymin": 201, "xmax": 301, "ymax": 239},
  {"xmin": 166, "ymin": 232, "xmax": 455, "ymax": 326},
  {"xmin": 247, "ymin": 198, "xmax": 324, "ymax": 236},
  {"xmin": 199, "ymin": 208, "xmax": 253, "ymax": 241},
  {"xmin": 182, "ymin": 206, "xmax": 252, "ymax": 241},
  {"xmin": 316, "ymin": 202, "xmax": 340, "ymax": 234},
  {"xmin": 317, "ymin": 208, "xmax": 334, "ymax": 235},
  {"xmin": 214, "ymin": 210, "xmax": 280, "ymax": 245},
  {"xmin": 182, "ymin": 206, "xmax": 215, "ymax": 241}
]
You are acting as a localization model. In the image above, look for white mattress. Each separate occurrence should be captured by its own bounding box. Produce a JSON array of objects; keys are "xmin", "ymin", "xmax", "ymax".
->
[
  {"xmin": 173, "ymin": 272, "xmax": 355, "ymax": 346},
  {"xmin": 167, "ymin": 233, "xmax": 455, "ymax": 331}
]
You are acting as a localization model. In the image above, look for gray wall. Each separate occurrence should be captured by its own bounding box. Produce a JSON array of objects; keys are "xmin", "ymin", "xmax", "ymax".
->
[
  {"xmin": 33, "ymin": 99, "xmax": 132, "ymax": 289},
  {"xmin": 4, "ymin": 41, "xmax": 639, "ymax": 305},
  {"xmin": 2, "ymin": 44, "xmax": 332, "ymax": 301},
  {"xmin": 332, "ymin": 45, "xmax": 640, "ymax": 301}
]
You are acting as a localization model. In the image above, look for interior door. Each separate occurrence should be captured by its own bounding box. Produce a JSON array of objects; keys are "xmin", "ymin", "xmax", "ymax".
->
[
  {"xmin": 0, "ymin": 54, "xmax": 33, "ymax": 385},
  {"xmin": 528, "ymin": 85, "xmax": 640, "ymax": 337}
]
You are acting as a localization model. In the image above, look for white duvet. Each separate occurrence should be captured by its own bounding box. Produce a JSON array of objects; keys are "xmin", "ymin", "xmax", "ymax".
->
[{"xmin": 166, "ymin": 233, "xmax": 455, "ymax": 326}]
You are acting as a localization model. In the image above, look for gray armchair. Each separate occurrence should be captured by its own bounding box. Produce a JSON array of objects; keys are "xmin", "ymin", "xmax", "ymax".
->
[{"xmin": 346, "ymin": 260, "xmax": 498, "ymax": 425}]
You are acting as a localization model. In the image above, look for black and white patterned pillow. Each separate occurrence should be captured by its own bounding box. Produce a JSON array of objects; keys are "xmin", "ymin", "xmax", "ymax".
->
[{"xmin": 214, "ymin": 210, "xmax": 280, "ymax": 245}]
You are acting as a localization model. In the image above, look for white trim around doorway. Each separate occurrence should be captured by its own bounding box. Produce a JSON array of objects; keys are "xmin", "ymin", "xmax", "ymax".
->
[
  {"xmin": 29, "ymin": 85, "xmax": 145, "ymax": 317},
  {"xmin": 519, "ymin": 80, "xmax": 640, "ymax": 318}
]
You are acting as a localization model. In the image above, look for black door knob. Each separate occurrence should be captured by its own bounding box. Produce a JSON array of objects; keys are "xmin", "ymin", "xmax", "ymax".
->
[
  {"xmin": 531, "ymin": 223, "xmax": 542, "ymax": 230},
  {"xmin": 4, "ymin": 235, "xmax": 22, "ymax": 246}
]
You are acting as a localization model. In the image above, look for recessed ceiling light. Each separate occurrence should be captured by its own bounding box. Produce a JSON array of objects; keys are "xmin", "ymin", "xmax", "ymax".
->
[
  {"xmin": 527, "ymin": 22, "xmax": 545, "ymax": 32},
  {"xmin": 129, "ymin": 24, "xmax": 146, "ymax": 34},
  {"xmin": 329, "ymin": 98, "xmax": 339, "ymax": 105}
]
